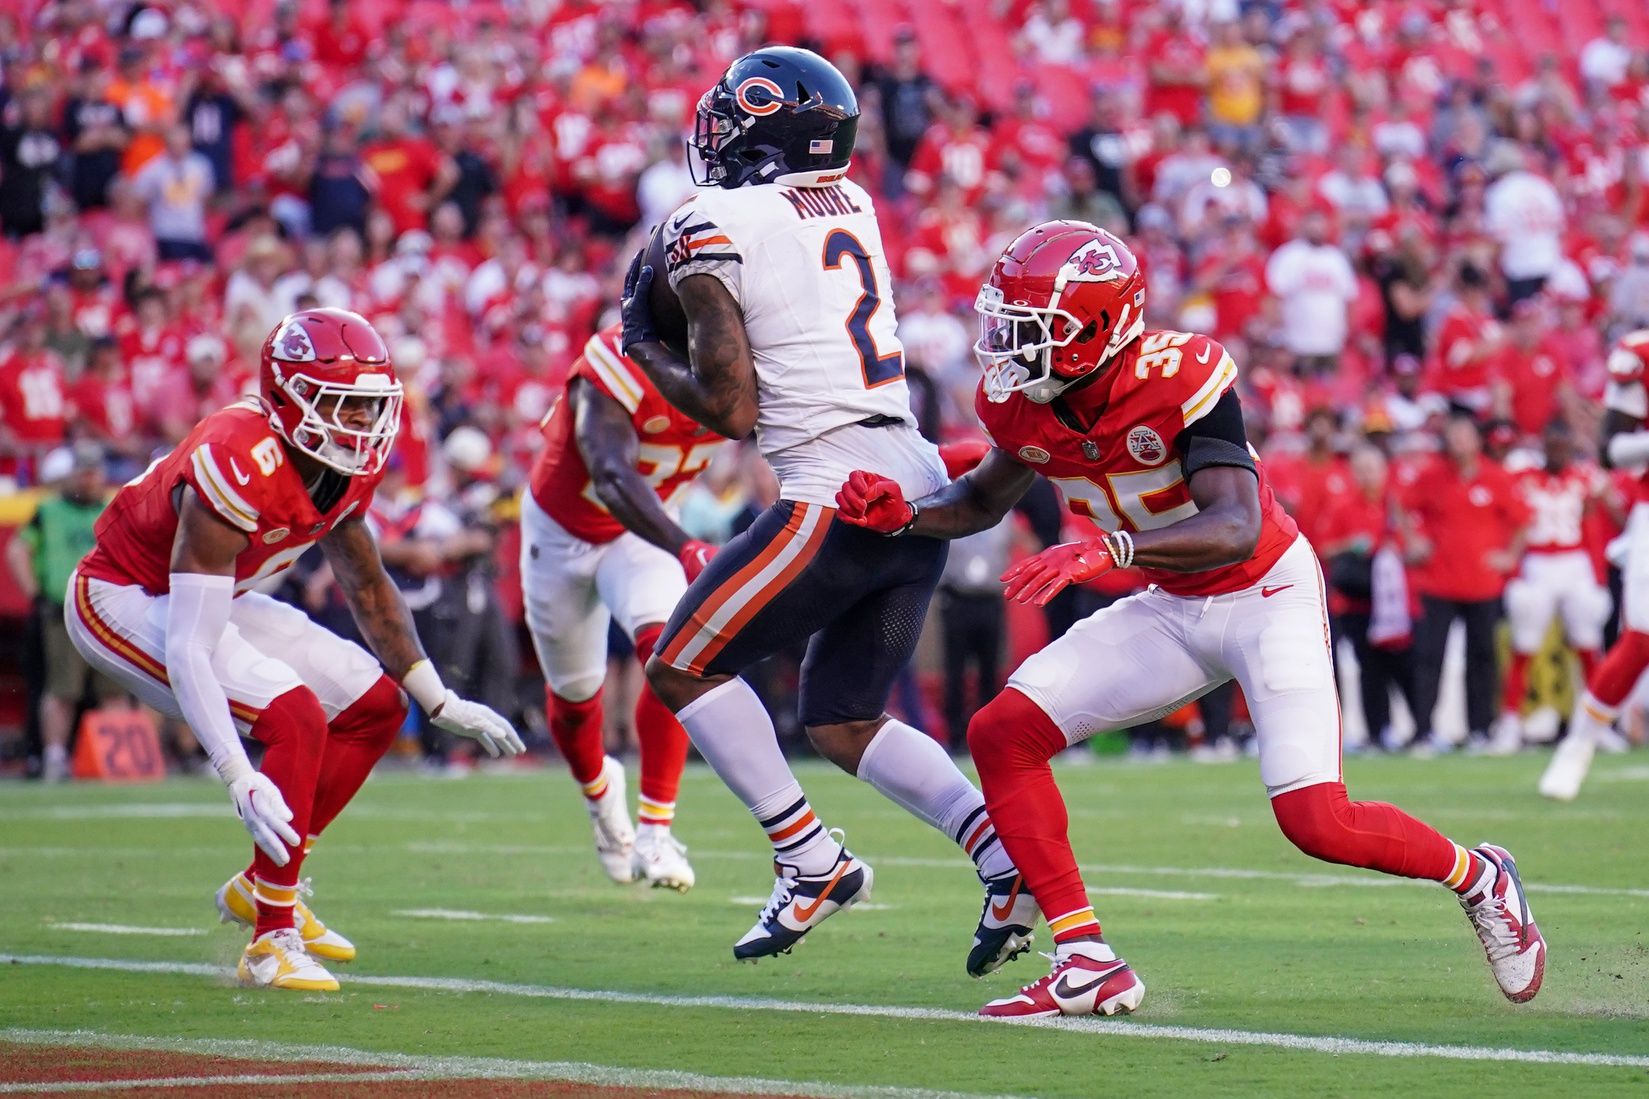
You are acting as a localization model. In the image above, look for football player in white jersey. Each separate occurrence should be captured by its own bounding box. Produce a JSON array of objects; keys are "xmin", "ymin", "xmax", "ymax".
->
[
  {"xmin": 1497, "ymin": 420, "xmax": 1616, "ymax": 751},
  {"xmin": 620, "ymin": 47, "xmax": 1037, "ymax": 972},
  {"xmin": 1543, "ymin": 330, "xmax": 1649, "ymax": 798}
]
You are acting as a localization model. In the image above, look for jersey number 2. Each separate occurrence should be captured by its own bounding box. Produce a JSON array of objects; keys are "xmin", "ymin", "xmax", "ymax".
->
[{"xmin": 822, "ymin": 229, "xmax": 904, "ymax": 388}]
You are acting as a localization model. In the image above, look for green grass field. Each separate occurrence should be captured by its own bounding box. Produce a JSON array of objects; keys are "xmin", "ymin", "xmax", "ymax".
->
[{"xmin": 2, "ymin": 752, "xmax": 1647, "ymax": 1097}]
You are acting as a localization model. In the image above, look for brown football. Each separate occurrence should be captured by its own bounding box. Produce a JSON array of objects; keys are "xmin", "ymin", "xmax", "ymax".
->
[{"xmin": 643, "ymin": 222, "xmax": 691, "ymax": 357}]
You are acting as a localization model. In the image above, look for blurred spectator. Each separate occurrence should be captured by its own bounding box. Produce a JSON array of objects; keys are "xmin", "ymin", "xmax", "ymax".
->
[
  {"xmin": 131, "ymin": 125, "xmax": 214, "ymax": 261},
  {"xmin": 1021, "ymin": 0, "xmax": 1085, "ymax": 65},
  {"xmin": 4, "ymin": 443, "xmax": 117, "ymax": 781},
  {"xmin": 1609, "ymin": 233, "xmax": 1649, "ymax": 333},
  {"xmin": 362, "ymin": 97, "xmax": 457, "ymax": 235},
  {"xmin": 1432, "ymin": 263, "xmax": 1502, "ymax": 412},
  {"xmin": 1493, "ymin": 298, "xmax": 1575, "ymax": 438},
  {"xmin": 1484, "ymin": 145, "xmax": 1564, "ymax": 302},
  {"xmin": 1580, "ymin": 16, "xmax": 1633, "ymax": 92},
  {"xmin": 872, "ymin": 29, "xmax": 935, "ymax": 170},
  {"xmin": 61, "ymin": 61, "xmax": 127, "ymax": 212},
  {"xmin": 0, "ymin": 309, "xmax": 69, "ymax": 479},
  {"xmin": 1319, "ymin": 443, "xmax": 1416, "ymax": 751},
  {"xmin": 307, "ymin": 124, "xmax": 373, "ymax": 238},
  {"xmin": 1265, "ymin": 207, "xmax": 1357, "ymax": 374},
  {"xmin": 1145, "ymin": 9, "xmax": 1208, "ymax": 128},
  {"xmin": 1205, "ymin": 20, "xmax": 1264, "ymax": 148},
  {"xmin": 1397, "ymin": 413, "xmax": 1529, "ymax": 750},
  {"xmin": 0, "ymin": 87, "xmax": 64, "ymax": 239},
  {"xmin": 1067, "ymin": 92, "xmax": 1134, "ymax": 213}
]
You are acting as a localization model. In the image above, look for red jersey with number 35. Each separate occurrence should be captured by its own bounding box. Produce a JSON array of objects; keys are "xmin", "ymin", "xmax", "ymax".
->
[
  {"xmin": 79, "ymin": 400, "xmax": 382, "ymax": 596},
  {"xmin": 976, "ymin": 330, "xmax": 1299, "ymax": 597},
  {"xmin": 530, "ymin": 326, "xmax": 727, "ymax": 544}
]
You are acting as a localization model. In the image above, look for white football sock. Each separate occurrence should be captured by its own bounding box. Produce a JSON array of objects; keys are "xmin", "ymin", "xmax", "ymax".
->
[
  {"xmin": 676, "ymin": 678, "xmax": 838, "ymax": 875},
  {"xmin": 1569, "ymin": 692, "xmax": 1616, "ymax": 746},
  {"xmin": 856, "ymin": 719, "xmax": 1014, "ymax": 879}
]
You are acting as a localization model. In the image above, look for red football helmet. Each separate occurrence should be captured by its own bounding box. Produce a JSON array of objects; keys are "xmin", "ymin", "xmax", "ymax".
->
[
  {"xmin": 974, "ymin": 220, "xmax": 1147, "ymax": 403},
  {"xmin": 260, "ymin": 308, "xmax": 403, "ymax": 476}
]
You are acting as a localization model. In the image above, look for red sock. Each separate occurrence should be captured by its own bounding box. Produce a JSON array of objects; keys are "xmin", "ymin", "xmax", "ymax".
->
[
  {"xmin": 1576, "ymin": 648, "xmax": 1601, "ymax": 681},
  {"xmin": 247, "ymin": 687, "xmax": 327, "ymax": 936},
  {"xmin": 549, "ymin": 687, "xmax": 607, "ymax": 790},
  {"xmin": 1270, "ymin": 781, "xmax": 1476, "ymax": 886},
  {"xmin": 1587, "ymin": 630, "xmax": 1649, "ymax": 708},
  {"xmin": 633, "ymin": 625, "xmax": 687, "ymax": 826},
  {"xmin": 1501, "ymin": 651, "xmax": 1531, "ymax": 715},
  {"xmin": 310, "ymin": 675, "xmax": 406, "ymax": 836},
  {"xmin": 967, "ymin": 688, "xmax": 1100, "ymax": 943}
]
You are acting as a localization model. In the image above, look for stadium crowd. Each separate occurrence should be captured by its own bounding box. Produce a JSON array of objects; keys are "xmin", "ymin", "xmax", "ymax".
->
[{"xmin": 5, "ymin": 0, "xmax": 1649, "ymax": 777}]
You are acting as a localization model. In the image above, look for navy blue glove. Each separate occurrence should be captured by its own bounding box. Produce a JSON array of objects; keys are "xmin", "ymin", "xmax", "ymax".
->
[{"xmin": 620, "ymin": 249, "xmax": 658, "ymax": 355}]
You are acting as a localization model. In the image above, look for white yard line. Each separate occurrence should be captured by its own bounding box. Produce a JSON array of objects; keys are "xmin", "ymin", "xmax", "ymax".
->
[
  {"xmin": 0, "ymin": 1027, "xmax": 1016, "ymax": 1099},
  {"xmin": 392, "ymin": 908, "xmax": 556, "ymax": 925},
  {"xmin": 0, "ymin": 1072, "xmax": 422, "ymax": 1093},
  {"xmin": 47, "ymin": 923, "xmax": 204, "ymax": 938},
  {"xmin": 406, "ymin": 841, "xmax": 1649, "ymax": 899},
  {"xmin": 4, "ymin": 956, "xmax": 1644, "ymax": 1070}
]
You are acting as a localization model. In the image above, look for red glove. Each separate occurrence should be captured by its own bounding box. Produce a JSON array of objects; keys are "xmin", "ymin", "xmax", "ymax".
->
[
  {"xmin": 1000, "ymin": 537, "xmax": 1114, "ymax": 606},
  {"xmin": 678, "ymin": 539, "xmax": 715, "ymax": 583},
  {"xmin": 835, "ymin": 469, "xmax": 916, "ymax": 534},
  {"xmin": 938, "ymin": 439, "xmax": 991, "ymax": 479}
]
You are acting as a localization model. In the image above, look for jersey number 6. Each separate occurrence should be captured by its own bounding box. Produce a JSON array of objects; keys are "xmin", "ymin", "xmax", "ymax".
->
[{"xmin": 822, "ymin": 229, "xmax": 905, "ymax": 389}]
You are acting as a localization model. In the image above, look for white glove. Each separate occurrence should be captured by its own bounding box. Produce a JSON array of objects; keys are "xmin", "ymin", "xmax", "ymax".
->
[
  {"xmin": 226, "ymin": 770, "xmax": 301, "ymax": 865},
  {"xmin": 430, "ymin": 690, "xmax": 526, "ymax": 757}
]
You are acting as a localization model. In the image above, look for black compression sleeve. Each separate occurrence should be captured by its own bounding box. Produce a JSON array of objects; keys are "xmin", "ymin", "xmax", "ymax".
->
[{"xmin": 1178, "ymin": 389, "xmax": 1257, "ymax": 478}]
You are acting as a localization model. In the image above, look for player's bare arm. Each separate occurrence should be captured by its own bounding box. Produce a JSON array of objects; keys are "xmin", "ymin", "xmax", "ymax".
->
[
  {"xmin": 322, "ymin": 515, "xmax": 524, "ymax": 757},
  {"xmin": 622, "ymin": 257, "xmax": 758, "ymax": 439},
  {"xmin": 572, "ymin": 376, "xmax": 695, "ymax": 555},
  {"xmin": 837, "ymin": 447, "xmax": 1035, "ymax": 538},
  {"xmin": 1125, "ymin": 465, "xmax": 1261, "ymax": 572},
  {"xmin": 318, "ymin": 515, "xmax": 428, "ymax": 680}
]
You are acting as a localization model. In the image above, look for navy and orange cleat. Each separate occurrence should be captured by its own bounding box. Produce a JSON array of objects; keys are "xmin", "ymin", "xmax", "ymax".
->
[
  {"xmin": 967, "ymin": 871, "xmax": 1038, "ymax": 977},
  {"xmin": 979, "ymin": 943, "xmax": 1145, "ymax": 1019},
  {"xmin": 733, "ymin": 835, "xmax": 873, "ymax": 962},
  {"xmin": 1460, "ymin": 843, "xmax": 1546, "ymax": 1003}
]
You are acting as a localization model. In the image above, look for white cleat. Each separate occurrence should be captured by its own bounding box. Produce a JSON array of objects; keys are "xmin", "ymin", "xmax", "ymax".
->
[
  {"xmin": 1521, "ymin": 706, "xmax": 1562, "ymax": 744},
  {"xmin": 733, "ymin": 835, "xmax": 873, "ymax": 961},
  {"xmin": 1539, "ymin": 732, "xmax": 1596, "ymax": 801},
  {"xmin": 587, "ymin": 756, "xmax": 637, "ymax": 883},
  {"xmin": 634, "ymin": 828, "xmax": 695, "ymax": 892},
  {"xmin": 1459, "ymin": 844, "xmax": 1546, "ymax": 1003},
  {"xmin": 237, "ymin": 928, "xmax": 339, "ymax": 992},
  {"xmin": 1483, "ymin": 714, "xmax": 1523, "ymax": 756}
]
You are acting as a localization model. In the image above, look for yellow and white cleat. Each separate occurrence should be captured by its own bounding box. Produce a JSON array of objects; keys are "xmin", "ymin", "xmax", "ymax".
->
[
  {"xmin": 238, "ymin": 928, "xmax": 339, "ymax": 992},
  {"xmin": 216, "ymin": 872, "xmax": 357, "ymax": 963}
]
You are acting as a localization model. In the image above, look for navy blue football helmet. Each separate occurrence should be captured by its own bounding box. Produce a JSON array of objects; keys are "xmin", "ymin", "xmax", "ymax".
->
[{"xmin": 690, "ymin": 46, "xmax": 859, "ymax": 189}]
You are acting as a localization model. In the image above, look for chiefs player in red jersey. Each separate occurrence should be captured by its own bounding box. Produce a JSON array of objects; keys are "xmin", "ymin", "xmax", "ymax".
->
[
  {"xmin": 523, "ymin": 323, "xmax": 728, "ymax": 891},
  {"xmin": 67, "ymin": 308, "xmax": 522, "ymax": 992},
  {"xmin": 1543, "ymin": 329, "xmax": 1649, "ymax": 799},
  {"xmin": 1499, "ymin": 420, "xmax": 1618, "ymax": 750},
  {"xmin": 837, "ymin": 223, "xmax": 1546, "ymax": 1017}
]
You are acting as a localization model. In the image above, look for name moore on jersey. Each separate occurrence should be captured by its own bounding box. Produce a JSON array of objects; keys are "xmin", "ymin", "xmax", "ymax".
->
[
  {"xmin": 529, "ymin": 325, "xmax": 728, "ymax": 543},
  {"xmin": 78, "ymin": 400, "xmax": 382, "ymax": 596},
  {"xmin": 975, "ymin": 330, "xmax": 1299, "ymax": 597}
]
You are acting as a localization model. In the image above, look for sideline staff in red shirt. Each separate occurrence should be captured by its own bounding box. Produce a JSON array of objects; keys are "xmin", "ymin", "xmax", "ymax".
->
[{"xmin": 1397, "ymin": 411, "xmax": 1529, "ymax": 748}]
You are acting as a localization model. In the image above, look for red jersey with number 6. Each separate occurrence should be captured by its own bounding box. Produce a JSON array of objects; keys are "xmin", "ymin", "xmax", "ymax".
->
[
  {"xmin": 530, "ymin": 325, "xmax": 728, "ymax": 544},
  {"xmin": 79, "ymin": 400, "xmax": 382, "ymax": 596},
  {"xmin": 976, "ymin": 330, "xmax": 1299, "ymax": 597}
]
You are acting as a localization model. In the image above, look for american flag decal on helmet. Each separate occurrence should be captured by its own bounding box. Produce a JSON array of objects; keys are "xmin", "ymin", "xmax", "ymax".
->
[{"xmin": 809, "ymin": 139, "xmax": 833, "ymax": 155}]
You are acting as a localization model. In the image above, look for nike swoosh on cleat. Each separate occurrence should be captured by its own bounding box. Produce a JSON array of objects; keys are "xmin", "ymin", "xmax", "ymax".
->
[
  {"xmin": 1261, "ymin": 585, "xmax": 1293, "ymax": 598},
  {"xmin": 1052, "ymin": 963, "xmax": 1127, "ymax": 1001},
  {"xmin": 791, "ymin": 861, "xmax": 851, "ymax": 922},
  {"xmin": 989, "ymin": 876, "xmax": 1023, "ymax": 922}
]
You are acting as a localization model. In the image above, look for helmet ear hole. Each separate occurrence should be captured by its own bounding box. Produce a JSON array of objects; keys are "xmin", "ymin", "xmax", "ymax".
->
[{"xmin": 1075, "ymin": 320, "xmax": 1099, "ymax": 344}]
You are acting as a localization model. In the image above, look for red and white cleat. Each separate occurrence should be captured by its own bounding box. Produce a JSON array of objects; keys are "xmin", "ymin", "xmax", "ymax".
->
[
  {"xmin": 979, "ymin": 943, "xmax": 1145, "ymax": 1019},
  {"xmin": 1460, "ymin": 843, "xmax": 1546, "ymax": 1003}
]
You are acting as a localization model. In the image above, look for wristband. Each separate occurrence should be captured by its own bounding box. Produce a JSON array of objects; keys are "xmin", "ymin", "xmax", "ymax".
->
[
  {"xmin": 1103, "ymin": 529, "xmax": 1135, "ymax": 569},
  {"xmin": 884, "ymin": 501, "xmax": 921, "ymax": 537},
  {"xmin": 402, "ymin": 659, "xmax": 448, "ymax": 715}
]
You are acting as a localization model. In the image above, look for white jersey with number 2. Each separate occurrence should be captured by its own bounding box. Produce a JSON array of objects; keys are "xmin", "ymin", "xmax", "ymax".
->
[{"xmin": 661, "ymin": 178, "xmax": 945, "ymax": 506}]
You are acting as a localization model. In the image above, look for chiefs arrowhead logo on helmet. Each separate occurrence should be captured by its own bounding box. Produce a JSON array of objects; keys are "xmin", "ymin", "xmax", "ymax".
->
[
  {"xmin": 974, "ymin": 221, "xmax": 1147, "ymax": 404},
  {"xmin": 260, "ymin": 308, "xmax": 403, "ymax": 477}
]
